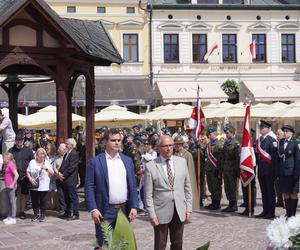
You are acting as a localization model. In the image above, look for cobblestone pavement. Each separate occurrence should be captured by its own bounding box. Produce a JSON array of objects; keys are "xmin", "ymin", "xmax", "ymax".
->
[{"xmin": 0, "ymin": 192, "xmax": 286, "ymax": 250}]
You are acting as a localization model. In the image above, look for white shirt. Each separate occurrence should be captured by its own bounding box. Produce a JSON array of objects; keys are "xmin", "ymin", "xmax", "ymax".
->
[
  {"xmin": 160, "ymin": 155, "xmax": 175, "ymax": 178},
  {"xmin": 105, "ymin": 151, "xmax": 127, "ymax": 204},
  {"xmin": 27, "ymin": 159, "xmax": 51, "ymax": 192},
  {"xmin": 0, "ymin": 117, "xmax": 15, "ymax": 141}
]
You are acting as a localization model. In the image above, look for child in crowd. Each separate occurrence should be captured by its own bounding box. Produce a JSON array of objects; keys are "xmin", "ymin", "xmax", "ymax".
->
[{"xmin": 2, "ymin": 152, "xmax": 19, "ymax": 225}]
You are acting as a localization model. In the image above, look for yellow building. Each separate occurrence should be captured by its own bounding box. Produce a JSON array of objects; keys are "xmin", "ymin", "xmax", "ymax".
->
[{"xmin": 47, "ymin": 0, "xmax": 156, "ymax": 110}]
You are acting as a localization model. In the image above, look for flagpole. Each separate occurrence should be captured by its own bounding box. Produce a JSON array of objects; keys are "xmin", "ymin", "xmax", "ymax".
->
[
  {"xmin": 197, "ymin": 146, "xmax": 201, "ymax": 202},
  {"xmin": 248, "ymin": 182, "xmax": 252, "ymax": 217}
]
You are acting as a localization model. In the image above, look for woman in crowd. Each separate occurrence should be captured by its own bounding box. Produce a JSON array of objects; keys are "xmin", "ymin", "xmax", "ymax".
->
[
  {"xmin": 2, "ymin": 152, "xmax": 18, "ymax": 225},
  {"xmin": 46, "ymin": 143, "xmax": 58, "ymax": 210},
  {"xmin": 27, "ymin": 147, "xmax": 54, "ymax": 222}
]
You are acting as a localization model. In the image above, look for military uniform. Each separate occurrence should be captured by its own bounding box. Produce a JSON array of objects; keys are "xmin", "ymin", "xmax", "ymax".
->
[
  {"xmin": 220, "ymin": 125, "xmax": 240, "ymax": 212},
  {"xmin": 205, "ymin": 130, "xmax": 223, "ymax": 210},
  {"xmin": 276, "ymin": 125, "xmax": 300, "ymax": 217},
  {"xmin": 73, "ymin": 126, "xmax": 86, "ymax": 188},
  {"xmin": 255, "ymin": 120, "xmax": 276, "ymax": 219}
]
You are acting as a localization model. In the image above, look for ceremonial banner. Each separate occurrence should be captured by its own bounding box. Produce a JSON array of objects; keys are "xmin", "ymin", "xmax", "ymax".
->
[{"xmin": 240, "ymin": 105, "xmax": 256, "ymax": 187}]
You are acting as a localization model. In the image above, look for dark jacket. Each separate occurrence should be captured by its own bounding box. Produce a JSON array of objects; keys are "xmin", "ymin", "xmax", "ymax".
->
[
  {"xmin": 59, "ymin": 149, "xmax": 79, "ymax": 186},
  {"xmin": 277, "ymin": 138, "xmax": 300, "ymax": 177}
]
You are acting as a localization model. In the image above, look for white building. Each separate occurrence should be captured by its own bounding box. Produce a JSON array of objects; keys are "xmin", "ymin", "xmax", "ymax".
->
[{"xmin": 150, "ymin": 0, "xmax": 300, "ymax": 105}]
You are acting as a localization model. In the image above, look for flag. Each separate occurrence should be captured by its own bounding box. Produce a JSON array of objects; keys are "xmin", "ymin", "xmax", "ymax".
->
[
  {"xmin": 204, "ymin": 43, "xmax": 218, "ymax": 61},
  {"xmin": 240, "ymin": 105, "xmax": 256, "ymax": 187},
  {"xmin": 188, "ymin": 85, "xmax": 205, "ymax": 140},
  {"xmin": 250, "ymin": 39, "xmax": 256, "ymax": 59}
]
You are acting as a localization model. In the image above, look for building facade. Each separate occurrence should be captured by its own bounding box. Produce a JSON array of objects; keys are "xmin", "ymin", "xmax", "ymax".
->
[{"xmin": 150, "ymin": 0, "xmax": 300, "ymax": 105}]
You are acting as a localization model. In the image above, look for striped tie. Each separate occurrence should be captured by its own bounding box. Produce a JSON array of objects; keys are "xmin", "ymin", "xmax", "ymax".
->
[{"xmin": 166, "ymin": 159, "xmax": 174, "ymax": 188}]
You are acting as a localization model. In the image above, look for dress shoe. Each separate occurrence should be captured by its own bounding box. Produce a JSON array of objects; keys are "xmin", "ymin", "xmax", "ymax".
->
[
  {"xmin": 59, "ymin": 213, "xmax": 69, "ymax": 219},
  {"xmin": 239, "ymin": 203, "xmax": 246, "ymax": 208},
  {"xmin": 239, "ymin": 209, "xmax": 254, "ymax": 216},
  {"xmin": 254, "ymin": 211, "xmax": 267, "ymax": 218},
  {"xmin": 276, "ymin": 202, "xmax": 284, "ymax": 207},
  {"xmin": 67, "ymin": 215, "xmax": 80, "ymax": 221},
  {"xmin": 264, "ymin": 214, "xmax": 276, "ymax": 220}
]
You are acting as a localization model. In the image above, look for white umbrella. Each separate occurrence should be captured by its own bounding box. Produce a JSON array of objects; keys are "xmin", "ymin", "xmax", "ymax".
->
[
  {"xmin": 203, "ymin": 102, "xmax": 234, "ymax": 118},
  {"xmin": 144, "ymin": 104, "xmax": 176, "ymax": 120},
  {"xmin": 158, "ymin": 103, "xmax": 194, "ymax": 120},
  {"xmin": 20, "ymin": 105, "xmax": 85, "ymax": 129},
  {"xmin": 277, "ymin": 101, "xmax": 300, "ymax": 118},
  {"xmin": 94, "ymin": 105, "xmax": 146, "ymax": 127}
]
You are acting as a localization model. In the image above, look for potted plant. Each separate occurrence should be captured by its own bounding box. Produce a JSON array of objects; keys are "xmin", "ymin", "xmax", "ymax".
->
[{"xmin": 221, "ymin": 79, "xmax": 239, "ymax": 102}]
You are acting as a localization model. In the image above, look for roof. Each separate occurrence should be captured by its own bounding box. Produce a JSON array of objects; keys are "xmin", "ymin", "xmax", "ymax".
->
[
  {"xmin": 0, "ymin": 0, "xmax": 122, "ymax": 65},
  {"xmin": 150, "ymin": 0, "xmax": 300, "ymax": 9}
]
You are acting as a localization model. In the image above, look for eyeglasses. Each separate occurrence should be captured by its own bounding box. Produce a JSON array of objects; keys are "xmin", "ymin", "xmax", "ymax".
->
[
  {"xmin": 109, "ymin": 139, "xmax": 121, "ymax": 142},
  {"xmin": 160, "ymin": 144, "xmax": 174, "ymax": 148}
]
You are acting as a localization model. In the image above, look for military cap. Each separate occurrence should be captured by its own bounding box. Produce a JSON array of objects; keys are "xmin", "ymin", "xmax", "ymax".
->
[
  {"xmin": 40, "ymin": 129, "xmax": 47, "ymax": 134},
  {"xmin": 122, "ymin": 127, "xmax": 131, "ymax": 132},
  {"xmin": 174, "ymin": 136, "xmax": 184, "ymax": 144},
  {"xmin": 138, "ymin": 131, "xmax": 147, "ymax": 136},
  {"xmin": 132, "ymin": 125, "xmax": 139, "ymax": 129},
  {"xmin": 133, "ymin": 136, "xmax": 144, "ymax": 144},
  {"xmin": 31, "ymin": 129, "xmax": 36, "ymax": 133},
  {"xmin": 207, "ymin": 125, "xmax": 217, "ymax": 134},
  {"xmin": 75, "ymin": 125, "xmax": 83, "ymax": 130},
  {"xmin": 259, "ymin": 120, "xmax": 272, "ymax": 128},
  {"xmin": 127, "ymin": 133, "xmax": 135, "ymax": 138},
  {"xmin": 250, "ymin": 128, "xmax": 255, "ymax": 134},
  {"xmin": 145, "ymin": 125, "xmax": 153, "ymax": 132},
  {"xmin": 224, "ymin": 124, "xmax": 235, "ymax": 132},
  {"xmin": 161, "ymin": 127, "xmax": 171, "ymax": 133},
  {"xmin": 281, "ymin": 124, "xmax": 295, "ymax": 134}
]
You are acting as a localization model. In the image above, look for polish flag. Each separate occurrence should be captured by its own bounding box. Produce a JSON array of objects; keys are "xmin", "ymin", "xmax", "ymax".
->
[
  {"xmin": 240, "ymin": 105, "xmax": 256, "ymax": 187},
  {"xmin": 188, "ymin": 85, "xmax": 205, "ymax": 141},
  {"xmin": 250, "ymin": 39, "xmax": 256, "ymax": 59},
  {"xmin": 204, "ymin": 43, "xmax": 218, "ymax": 61}
]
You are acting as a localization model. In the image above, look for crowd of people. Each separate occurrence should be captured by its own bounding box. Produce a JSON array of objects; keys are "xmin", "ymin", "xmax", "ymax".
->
[{"xmin": 0, "ymin": 106, "xmax": 299, "ymax": 249}]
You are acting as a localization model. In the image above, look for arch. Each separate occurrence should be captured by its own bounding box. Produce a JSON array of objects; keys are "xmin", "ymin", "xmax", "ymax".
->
[
  {"xmin": 157, "ymin": 22, "xmax": 185, "ymax": 31},
  {"xmin": 248, "ymin": 22, "xmax": 271, "ymax": 31},
  {"xmin": 186, "ymin": 22, "xmax": 213, "ymax": 31},
  {"xmin": 215, "ymin": 22, "xmax": 241, "ymax": 31},
  {"xmin": 276, "ymin": 22, "xmax": 300, "ymax": 30}
]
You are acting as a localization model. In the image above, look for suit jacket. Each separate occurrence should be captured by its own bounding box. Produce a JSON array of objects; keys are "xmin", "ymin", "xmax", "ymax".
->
[
  {"xmin": 85, "ymin": 152, "xmax": 139, "ymax": 214},
  {"xmin": 256, "ymin": 135, "xmax": 276, "ymax": 177},
  {"xmin": 59, "ymin": 149, "xmax": 79, "ymax": 186},
  {"xmin": 277, "ymin": 138, "xmax": 300, "ymax": 177},
  {"xmin": 144, "ymin": 156, "xmax": 193, "ymax": 224}
]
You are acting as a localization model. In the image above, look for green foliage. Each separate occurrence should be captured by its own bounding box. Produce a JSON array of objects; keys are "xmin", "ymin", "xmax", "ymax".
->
[
  {"xmin": 290, "ymin": 234, "xmax": 300, "ymax": 248},
  {"xmin": 221, "ymin": 79, "xmax": 239, "ymax": 93},
  {"xmin": 113, "ymin": 210, "xmax": 137, "ymax": 250},
  {"xmin": 196, "ymin": 241, "xmax": 210, "ymax": 250},
  {"xmin": 100, "ymin": 220, "xmax": 128, "ymax": 250}
]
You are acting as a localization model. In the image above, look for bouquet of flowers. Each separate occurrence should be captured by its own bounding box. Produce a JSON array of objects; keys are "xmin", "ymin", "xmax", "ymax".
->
[{"xmin": 267, "ymin": 214, "xmax": 300, "ymax": 249}]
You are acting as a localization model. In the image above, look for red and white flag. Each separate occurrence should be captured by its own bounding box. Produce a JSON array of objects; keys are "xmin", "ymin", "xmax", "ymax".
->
[
  {"xmin": 204, "ymin": 43, "xmax": 218, "ymax": 61},
  {"xmin": 188, "ymin": 85, "xmax": 205, "ymax": 141},
  {"xmin": 240, "ymin": 105, "xmax": 256, "ymax": 187},
  {"xmin": 250, "ymin": 39, "xmax": 256, "ymax": 59}
]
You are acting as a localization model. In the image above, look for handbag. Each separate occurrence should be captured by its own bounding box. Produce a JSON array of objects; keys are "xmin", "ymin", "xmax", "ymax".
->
[{"xmin": 28, "ymin": 170, "xmax": 41, "ymax": 189}]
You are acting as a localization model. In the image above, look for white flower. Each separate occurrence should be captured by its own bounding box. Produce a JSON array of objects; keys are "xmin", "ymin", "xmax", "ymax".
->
[
  {"xmin": 287, "ymin": 214, "xmax": 300, "ymax": 236},
  {"xmin": 267, "ymin": 216, "xmax": 292, "ymax": 249}
]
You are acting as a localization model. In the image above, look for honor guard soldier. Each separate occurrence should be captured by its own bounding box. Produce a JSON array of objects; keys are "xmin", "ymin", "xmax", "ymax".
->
[
  {"xmin": 255, "ymin": 120, "xmax": 276, "ymax": 219},
  {"xmin": 220, "ymin": 124, "xmax": 241, "ymax": 213},
  {"xmin": 276, "ymin": 125, "xmax": 300, "ymax": 217},
  {"xmin": 204, "ymin": 125, "xmax": 223, "ymax": 210}
]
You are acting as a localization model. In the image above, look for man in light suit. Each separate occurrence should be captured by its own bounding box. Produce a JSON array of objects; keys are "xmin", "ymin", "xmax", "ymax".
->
[
  {"xmin": 85, "ymin": 128, "xmax": 139, "ymax": 250},
  {"xmin": 144, "ymin": 135, "xmax": 193, "ymax": 250}
]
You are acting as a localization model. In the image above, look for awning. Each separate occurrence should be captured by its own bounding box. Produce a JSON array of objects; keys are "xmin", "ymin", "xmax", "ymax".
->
[
  {"xmin": 241, "ymin": 80, "xmax": 300, "ymax": 102},
  {"xmin": 156, "ymin": 81, "xmax": 228, "ymax": 103},
  {"xmin": 0, "ymin": 78, "xmax": 159, "ymax": 107}
]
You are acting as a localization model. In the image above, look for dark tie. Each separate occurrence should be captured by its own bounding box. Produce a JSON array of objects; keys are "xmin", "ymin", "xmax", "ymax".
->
[{"xmin": 166, "ymin": 159, "xmax": 174, "ymax": 188}]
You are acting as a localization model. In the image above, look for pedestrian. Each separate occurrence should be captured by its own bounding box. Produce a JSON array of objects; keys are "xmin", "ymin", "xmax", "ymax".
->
[
  {"xmin": 1, "ymin": 152, "xmax": 18, "ymax": 225},
  {"xmin": 27, "ymin": 147, "xmax": 54, "ymax": 222},
  {"xmin": 220, "ymin": 124, "xmax": 240, "ymax": 213},
  {"xmin": 73, "ymin": 125, "xmax": 86, "ymax": 188},
  {"xmin": 275, "ymin": 128, "xmax": 284, "ymax": 207},
  {"xmin": 0, "ymin": 109, "xmax": 16, "ymax": 154},
  {"xmin": 255, "ymin": 120, "xmax": 276, "ymax": 219},
  {"xmin": 9, "ymin": 133, "xmax": 34, "ymax": 219},
  {"xmin": 204, "ymin": 125, "xmax": 223, "ymax": 210},
  {"xmin": 174, "ymin": 135, "xmax": 200, "ymax": 211},
  {"xmin": 58, "ymin": 138, "xmax": 80, "ymax": 220},
  {"xmin": 85, "ymin": 128, "xmax": 138, "ymax": 250},
  {"xmin": 144, "ymin": 135, "xmax": 193, "ymax": 250},
  {"xmin": 276, "ymin": 125, "xmax": 300, "ymax": 217}
]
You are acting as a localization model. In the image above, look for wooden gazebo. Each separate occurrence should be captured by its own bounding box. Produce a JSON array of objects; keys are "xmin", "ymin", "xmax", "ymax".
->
[{"xmin": 0, "ymin": 0, "xmax": 122, "ymax": 161}]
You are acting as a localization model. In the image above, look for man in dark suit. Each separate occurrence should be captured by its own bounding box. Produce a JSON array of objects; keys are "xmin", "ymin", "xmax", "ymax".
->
[
  {"xmin": 255, "ymin": 120, "xmax": 277, "ymax": 219},
  {"xmin": 58, "ymin": 138, "xmax": 80, "ymax": 220},
  {"xmin": 85, "ymin": 128, "xmax": 139, "ymax": 250}
]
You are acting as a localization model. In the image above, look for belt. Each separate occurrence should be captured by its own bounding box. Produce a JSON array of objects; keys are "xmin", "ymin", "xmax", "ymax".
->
[{"xmin": 109, "ymin": 202, "xmax": 127, "ymax": 209}]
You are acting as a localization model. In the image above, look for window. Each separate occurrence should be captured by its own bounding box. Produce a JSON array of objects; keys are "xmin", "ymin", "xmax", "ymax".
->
[
  {"xmin": 67, "ymin": 6, "xmax": 76, "ymax": 13},
  {"xmin": 164, "ymin": 34, "xmax": 179, "ymax": 63},
  {"xmin": 192, "ymin": 34, "xmax": 207, "ymax": 63},
  {"xmin": 123, "ymin": 34, "xmax": 138, "ymax": 63},
  {"xmin": 97, "ymin": 7, "xmax": 106, "ymax": 13},
  {"xmin": 223, "ymin": 0, "xmax": 244, "ymax": 4},
  {"xmin": 252, "ymin": 34, "xmax": 266, "ymax": 63},
  {"xmin": 197, "ymin": 0, "xmax": 218, "ymax": 3},
  {"xmin": 222, "ymin": 34, "xmax": 237, "ymax": 63},
  {"xmin": 126, "ymin": 7, "xmax": 135, "ymax": 13},
  {"xmin": 281, "ymin": 34, "xmax": 295, "ymax": 63}
]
